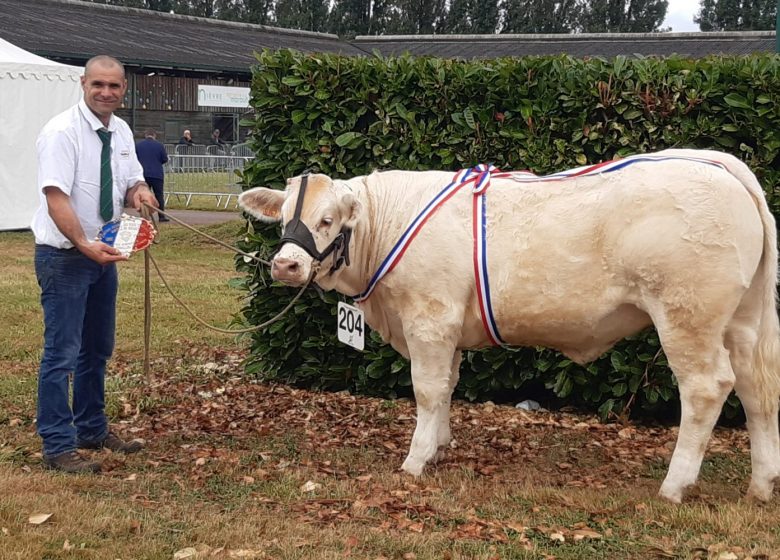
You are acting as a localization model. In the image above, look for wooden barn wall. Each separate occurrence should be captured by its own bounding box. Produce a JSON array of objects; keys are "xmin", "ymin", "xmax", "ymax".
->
[
  {"xmin": 123, "ymin": 75, "xmax": 251, "ymax": 113},
  {"xmin": 117, "ymin": 74, "xmax": 252, "ymax": 143},
  {"xmin": 116, "ymin": 109, "xmax": 213, "ymax": 144}
]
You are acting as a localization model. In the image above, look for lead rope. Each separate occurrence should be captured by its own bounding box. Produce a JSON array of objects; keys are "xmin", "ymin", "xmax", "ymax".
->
[
  {"xmin": 142, "ymin": 206, "xmax": 152, "ymax": 378},
  {"xmin": 139, "ymin": 203, "xmax": 317, "ymax": 378},
  {"xmin": 147, "ymin": 250, "xmax": 317, "ymax": 335},
  {"xmin": 143, "ymin": 203, "xmax": 271, "ymax": 266}
]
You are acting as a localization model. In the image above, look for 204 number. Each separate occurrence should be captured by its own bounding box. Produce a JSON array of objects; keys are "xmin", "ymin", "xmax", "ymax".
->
[{"xmin": 338, "ymin": 306, "xmax": 364, "ymax": 336}]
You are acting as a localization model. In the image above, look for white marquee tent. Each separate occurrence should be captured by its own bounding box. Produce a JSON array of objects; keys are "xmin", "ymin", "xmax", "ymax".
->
[{"xmin": 0, "ymin": 37, "xmax": 82, "ymax": 231}]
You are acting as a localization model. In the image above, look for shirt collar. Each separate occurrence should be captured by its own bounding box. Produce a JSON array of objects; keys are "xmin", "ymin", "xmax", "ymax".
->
[{"xmin": 78, "ymin": 99, "xmax": 117, "ymax": 133}]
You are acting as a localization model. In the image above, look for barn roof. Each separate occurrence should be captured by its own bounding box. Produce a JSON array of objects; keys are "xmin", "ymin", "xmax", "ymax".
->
[
  {"xmin": 0, "ymin": 0, "xmax": 366, "ymax": 76},
  {"xmin": 353, "ymin": 31, "xmax": 777, "ymax": 59},
  {"xmin": 0, "ymin": 0, "xmax": 774, "ymax": 79}
]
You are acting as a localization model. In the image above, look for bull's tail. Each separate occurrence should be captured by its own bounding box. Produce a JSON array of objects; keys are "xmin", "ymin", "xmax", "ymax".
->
[{"xmin": 715, "ymin": 152, "xmax": 780, "ymax": 412}]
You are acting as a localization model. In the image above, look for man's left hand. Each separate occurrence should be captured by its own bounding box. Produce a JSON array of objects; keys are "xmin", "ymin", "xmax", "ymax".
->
[{"xmin": 130, "ymin": 183, "xmax": 158, "ymax": 212}]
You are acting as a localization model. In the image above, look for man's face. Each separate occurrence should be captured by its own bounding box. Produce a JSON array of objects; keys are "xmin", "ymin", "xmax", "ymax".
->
[{"xmin": 81, "ymin": 63, "xmax": 126, "ymax": 122}]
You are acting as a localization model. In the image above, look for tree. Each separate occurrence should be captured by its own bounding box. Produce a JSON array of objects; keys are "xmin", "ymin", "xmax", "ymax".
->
[
  {"xmin": 145, "ymin": 0, "xmax": 175, "ymax": 10},
  {"xmin": 579, "ymin": 0, "xmax": 669, "ymax": 32},
  {"xmin": 471, "ymin": 0, "xmax": 501, "ymax": 32},
  {"xmin": 441, "ymin": 0, "xmax": 470, "ymax": 32},
  {"xmin": 695, "ymin": 0, "xmax": 777, "ymax": 31},
  {"xmin": 177, "ymin": 0, "xmax": 216, "ymax": 17},
  {"xmin": 501, "ymin": 0, "xmax": 582, "ymax": 33},
  {"xmin": 368, "ymin": 0, "xmax": 403, "ymax": 34},
  {"xmin": 327, "ymin": 0, "xmax": 373, "ymax": 37},
  {"xmin": 388, "ymin": 0, "xmax": 448, "ymax": 34},
  {"xmin": 275, "ymin": 0, "xmax": 329, "ymax": 31},
  {"xmin": 161, "ymin": 0, "xmax": 274, "ymax": 24},
  {"xmin": 239, "ymin": 0, "xmax": 276, "ymax": 25},
  {"xmin": 442, "ymin": 0, "xmax": 500, "ymax": 33}
]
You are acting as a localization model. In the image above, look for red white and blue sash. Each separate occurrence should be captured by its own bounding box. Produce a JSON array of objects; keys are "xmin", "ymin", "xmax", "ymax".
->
[
  {"xmin": 352, "ymin": 154, "xmax": 730, "ymax": 345},
  {"xmin": 470, "ymin": 164, "xmax": 505, "ymax": 345},
  {"xmin": 494, "ymin": 153, "xmax": 728, "ymax": 183},
  {"xmin": 352, "ymin": 167, "xmax": 476, "ymax": 302}
]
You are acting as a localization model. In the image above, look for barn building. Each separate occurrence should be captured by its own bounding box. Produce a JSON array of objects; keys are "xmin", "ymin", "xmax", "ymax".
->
[{"xmin": 0, "ymin": 0, "xmax": 775, "ymax": 144}]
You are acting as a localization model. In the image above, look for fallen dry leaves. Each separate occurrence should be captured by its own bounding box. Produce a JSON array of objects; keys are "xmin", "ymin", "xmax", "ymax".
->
[
  {"xmin": 27, "ymin": 513, "xmax": 52, "ymax": 525},
  {"xmin": 4, "ymin": 344, "xmax": 770, "ymax": 558},
  {"xmin": 113, "ymin": 347, "xmax": 755, "ymax": 534},
  {"xmin": 173, "ymin": 545, "xmax": 269, "ymax": 559},
  {"xmin": 120, "ymin": 346, "xmax": 751, "ymax": 497}
]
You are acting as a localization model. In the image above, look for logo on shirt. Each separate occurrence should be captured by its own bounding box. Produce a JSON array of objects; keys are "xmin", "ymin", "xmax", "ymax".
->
[{"xmin": 120, "ymin": 150, "xmax": 130, "ymax": 159}]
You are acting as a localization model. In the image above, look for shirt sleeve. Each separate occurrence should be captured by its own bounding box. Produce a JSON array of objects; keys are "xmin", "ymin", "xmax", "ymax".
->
[
  {"xmin": 161, "ymin": 144, "xmax": 168, "ymax": 164},
  {"xmin": 36, "ymin": 127, "xmax": 77, "ymax": 195}
]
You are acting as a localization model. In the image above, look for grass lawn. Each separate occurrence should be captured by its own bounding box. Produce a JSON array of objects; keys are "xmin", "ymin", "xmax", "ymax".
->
[
  {"xmin": 1, "ymin": 221, "xmax": 779, "ymax": 559},
  {"xmin": 164, "ymin": 170, "xmax": 242, "ymax": 212}
]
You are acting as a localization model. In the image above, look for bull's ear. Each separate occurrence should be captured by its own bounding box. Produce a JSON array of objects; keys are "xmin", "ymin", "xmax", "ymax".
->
[
  {"xmin": 238, "ymin": 187, "xmax": 285, "ymax": 222},
  {"xmin": 340, "ymin": 193, "xmax": 362, "ymax": 229}
]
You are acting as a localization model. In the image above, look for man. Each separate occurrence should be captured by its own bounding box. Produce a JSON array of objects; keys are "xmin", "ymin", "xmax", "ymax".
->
[
  {"xmin": 178, "ymin": 129, "xmax": 194, "ymax": 145},
  {"xmin": 32, "ymin": 55, "xmax": 159, "ymax": 473},
  {"xmin": 135, "ymin": 129, "xmax": 169, "ymax": 221}
]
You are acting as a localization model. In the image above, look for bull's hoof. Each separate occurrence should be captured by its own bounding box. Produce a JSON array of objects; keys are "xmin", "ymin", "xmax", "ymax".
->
[
  {"xmin": 746, "ymin": 479, "xmax": 776, "ymax": 502},
  {"xmin": 401, "ymin": 457, "xmax": 425, "ymax": 477},
  {"xmin": 658, "ymin": 483, "xmax": 685, "ymax": 504},
  {"xmin": 432, "ymin": 446, "xmax": 447, "ymax": 464}
]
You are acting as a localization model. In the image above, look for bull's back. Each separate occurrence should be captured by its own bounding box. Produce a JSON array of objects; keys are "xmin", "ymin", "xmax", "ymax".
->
[{"xmin": 481, "ymin": 158, "xmax": 763, "ymax": 351}]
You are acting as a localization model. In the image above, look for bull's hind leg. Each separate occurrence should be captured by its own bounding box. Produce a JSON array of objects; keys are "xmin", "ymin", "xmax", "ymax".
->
[
  {"xmin": 648, "ymin": 300, "xmax": 737, "ymax": 503},
  {"xmin": 727, "ymin": 315, "xmax": 780, "ymax": 501},
  {"xmin": 659, "ymin": 340, "xmax": 735, "ymax": 503},
  {"xmin": 401, "ymin": 340, "xmax": 458, "ymax": 476}
]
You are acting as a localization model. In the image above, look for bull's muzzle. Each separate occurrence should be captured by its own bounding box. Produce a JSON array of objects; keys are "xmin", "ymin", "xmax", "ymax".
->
[{"xmin": 271, "ymin": 257, "xmax": 305, "ymax": 285}]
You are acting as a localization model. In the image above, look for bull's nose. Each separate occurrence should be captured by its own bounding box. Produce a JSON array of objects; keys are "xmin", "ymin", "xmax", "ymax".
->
[{"xmin": 272, "ymin": 257, "xmax": 300, "ymax": 280}]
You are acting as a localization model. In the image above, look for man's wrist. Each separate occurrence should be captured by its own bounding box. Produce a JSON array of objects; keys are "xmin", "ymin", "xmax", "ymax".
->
[{"xmin": 73, "ymin": 237, "xmax": 92, "ymax": 251}]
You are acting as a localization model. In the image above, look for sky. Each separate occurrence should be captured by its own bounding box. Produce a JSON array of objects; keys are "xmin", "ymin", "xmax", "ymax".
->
[{"xmin": 662, "ymin": 0, "xmax": 701, "ymax": 32}]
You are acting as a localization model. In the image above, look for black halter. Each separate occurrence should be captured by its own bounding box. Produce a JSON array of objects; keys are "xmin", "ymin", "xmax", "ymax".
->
[{"xmin": 278, "ymin": 174, "xmax": 352, "ymax": 274}]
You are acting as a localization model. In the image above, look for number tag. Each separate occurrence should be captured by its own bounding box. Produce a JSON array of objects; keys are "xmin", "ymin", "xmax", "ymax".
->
[{"xmin": 337, "ymin": 302, "xmax": 365, "ymax": 351}]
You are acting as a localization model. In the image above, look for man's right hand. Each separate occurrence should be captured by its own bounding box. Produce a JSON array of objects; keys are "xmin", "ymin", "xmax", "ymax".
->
[
  {"xmin": 44, "ymin": 187, "xmax": 128, "ymax": 265},
  {"xmin": 76, "ymin": 241, "xmax": 128, "ymax": 265}
]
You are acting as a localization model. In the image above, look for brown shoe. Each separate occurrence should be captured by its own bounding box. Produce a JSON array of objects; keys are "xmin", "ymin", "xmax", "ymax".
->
[
  {"xmin": 78, "ymin": 431, "xmax": 144, "ymax": 454},
  {"xmin": 43, "ymin": 450, "xmax": 101, "ymax": 473}
]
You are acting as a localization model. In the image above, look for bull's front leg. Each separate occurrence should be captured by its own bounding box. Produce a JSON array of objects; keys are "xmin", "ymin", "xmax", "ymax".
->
[
  {"xmin": 401, "ymin": 340, "xmax": 458, "ymax": 476},
  {"xmin": 432, "ymin": 350, "xmax": 462, "ymax": 463}
]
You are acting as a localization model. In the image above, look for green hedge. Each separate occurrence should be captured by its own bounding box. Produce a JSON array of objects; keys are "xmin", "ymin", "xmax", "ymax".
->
[{"xmin": 236, "ymin": 50, "xmax": 780, "ymax": 419}]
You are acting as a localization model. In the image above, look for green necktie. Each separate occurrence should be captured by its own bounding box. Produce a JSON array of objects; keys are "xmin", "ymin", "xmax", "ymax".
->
[{"xmin": 96, "ymin": 128, "xmax": 113, "ymax": 222}]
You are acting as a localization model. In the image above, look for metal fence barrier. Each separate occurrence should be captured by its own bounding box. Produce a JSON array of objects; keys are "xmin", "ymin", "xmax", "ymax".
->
[{"xmin": 163, "ymin": 154, "xmax": 253, "ymax": 208}]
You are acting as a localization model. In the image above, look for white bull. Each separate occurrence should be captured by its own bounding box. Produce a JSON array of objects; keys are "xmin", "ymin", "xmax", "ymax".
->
[{"xmin": 239, "ymin": 149, "xmax": 780, "ymax": 503}]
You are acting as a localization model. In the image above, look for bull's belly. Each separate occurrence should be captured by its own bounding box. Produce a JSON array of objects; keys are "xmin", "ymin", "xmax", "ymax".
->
[{"xmin": 490, "ymin": 302, "xmax": 652, "ymax": 364}]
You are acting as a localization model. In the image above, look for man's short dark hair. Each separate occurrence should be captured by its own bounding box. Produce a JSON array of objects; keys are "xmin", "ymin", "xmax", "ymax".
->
[
  {"xmin": 144, "ymin": 129, "xmax": 157, "ymax": 138},
  {"xmin": 84, "ymin": 55, "xmax": 125, "ymax": 79}
]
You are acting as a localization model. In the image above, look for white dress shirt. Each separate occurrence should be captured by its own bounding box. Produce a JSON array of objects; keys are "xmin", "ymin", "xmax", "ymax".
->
[{"xmin": 32, "ymin": 99, "xmax": 145, "ymax": 248}]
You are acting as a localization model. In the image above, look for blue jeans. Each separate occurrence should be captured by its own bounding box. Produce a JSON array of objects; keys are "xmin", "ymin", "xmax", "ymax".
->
[{"xmin": 35, "ymin": 244, "xmax": 117, "ymax": 458}]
